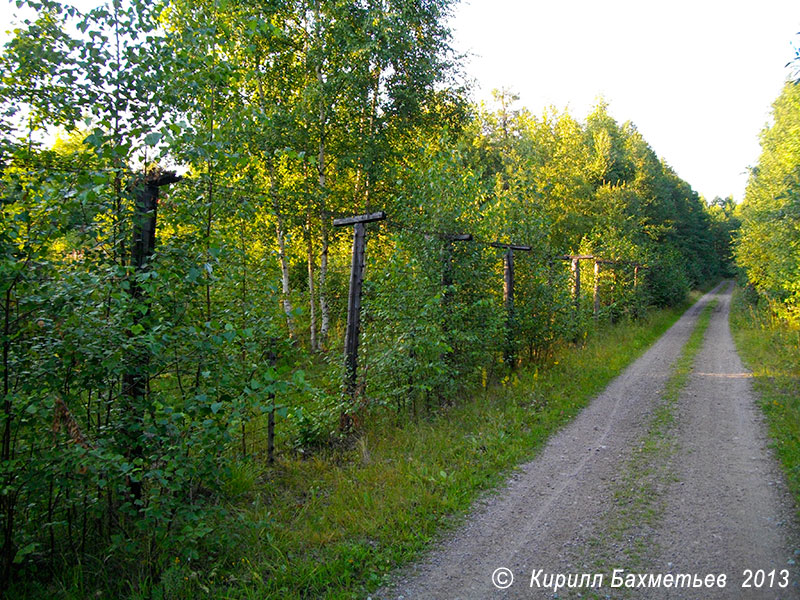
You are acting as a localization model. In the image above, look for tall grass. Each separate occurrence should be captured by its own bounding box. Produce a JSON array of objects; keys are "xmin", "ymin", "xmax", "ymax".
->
[{"xmin": 730, "ymin": 286, "xmax": 800, "ymax": 510}]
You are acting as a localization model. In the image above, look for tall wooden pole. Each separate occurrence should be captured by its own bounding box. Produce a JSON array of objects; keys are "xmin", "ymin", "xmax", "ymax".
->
[
  {"xmin": 333, "ymin": 211, "xmax": 385, "ymax": 424},
  {"xmin": 491, "ymin": 242, "xmax": 530, "ymax": 367},
  {"xmin": 503, "ymin": 247, "xmax": 515, "ymax": 365},
  {"xmin": 572, "ymin": 257, "xmax": 581, "ymax": 316},
  {"xmin": 504, "ymin": 248, "xmax": 514, "ymax": 315},
  {"xmin": 435, "ymin": 234, "xmax": 472, "ymax": 406},
  {"xmin": 593, "ymin": 259, "xmax": 600, "ymax": 321},
  {"xmin": 441, "ymin": 234, "xmax": 472, "ymax": 301},
  {"xmin": 123, "ymin": 169, "xmax": 181, "ymax": 504},
  {"xmin": 343, "ymin": 221, "xmax": 366, "ymax": 396}
]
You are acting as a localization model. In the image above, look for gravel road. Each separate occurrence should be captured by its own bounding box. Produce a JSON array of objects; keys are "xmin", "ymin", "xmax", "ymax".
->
[{"xmin": 376, "ymin": 283, "xmax": 799, "ymax": 599}]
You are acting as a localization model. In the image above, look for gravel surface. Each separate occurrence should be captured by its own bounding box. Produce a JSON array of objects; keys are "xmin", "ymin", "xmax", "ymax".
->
[
  {"xmin": 375, "ymin": 283, "xmax": 800, "ymax": 599},
  {"xmin": 651, "ymin": 283, "xmax": 799, "ymax": 599}
]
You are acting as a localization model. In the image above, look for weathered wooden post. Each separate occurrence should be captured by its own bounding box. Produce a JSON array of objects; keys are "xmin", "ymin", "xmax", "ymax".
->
[
  {"xmin": 505, "ymin": 247, "xmax": 514, "ymax": 311},
  {"xmin": 432, "ymin": 233, "xmax": 472, "ymax": 408},
  {"xmin": 260, "ymin": 343, "xmax": 279, "ymax": 463},
  {"xmin": 555, "ymin": 254, "xmax": 593, "ymax": 340},
  {"xmin": 593, "ymin": 259, "xmax": 600, "ymax": 321},
  {"xmin": 631, "ymin": 263, "xmax": 649, "ymax": 319},
  {"xmin": 333, "ymin": 211, "xmax": 386, "ymax": 424},
  {"xmin": 441, "ymin": 234, "xmax": 472, "ymax": 309},
  {"xmin": 123, "ymin": 168, "xmax": 181, "ymax": 503},
  {"xmin": 491, "ymin": 242, "xmax": 531, "ymax": 367},
  {"xmin": 571, "ymin": 257, "xmax": 581, "ymax": 313},
  {"xmin": 130, "ymin": 170, "xmax": 182, "ymax": 273},
  {"xmin": 565, "ymin": 255, "xmax": 595, "ymax": 313}
]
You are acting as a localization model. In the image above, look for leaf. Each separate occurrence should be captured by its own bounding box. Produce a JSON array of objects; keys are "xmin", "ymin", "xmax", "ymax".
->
[
  {"xmin": 13, "ymin": 542, "xmax": 36, "ymax": 564},
  {"xmin": 210, "ymin": 402, "xmax": 223, "ymax": 415},
  {"xmin": 144, "ymin": 132, "xmax": 162, "ymax": 146}
]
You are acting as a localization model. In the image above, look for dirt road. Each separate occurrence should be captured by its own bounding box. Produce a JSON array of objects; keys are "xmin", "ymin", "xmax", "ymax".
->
[{"xmin": 377, "ymin": 283, "xmax": 799, "ymax": 599}]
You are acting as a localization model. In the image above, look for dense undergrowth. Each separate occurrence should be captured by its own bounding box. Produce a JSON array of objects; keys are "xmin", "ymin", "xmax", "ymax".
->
[
  {"xmin": 157, "ymin": 297, "xmax": 697, "ymax": 599},
  {"xmin": 11, "ymin": 294, "xmax": 701, "ymax": 599}
]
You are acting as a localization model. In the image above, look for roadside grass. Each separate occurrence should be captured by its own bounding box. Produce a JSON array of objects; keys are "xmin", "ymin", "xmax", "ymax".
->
[
  {"xmin": 577, "ymin": 294, "xmax": 718, "ymax": 598},
  {"xmin": 730, "ymin": 286, "xmax": 800, "ymax": 512},
  {"xmin": 162, "ymin": 296, "xmax": 702, "ymax": 600}
]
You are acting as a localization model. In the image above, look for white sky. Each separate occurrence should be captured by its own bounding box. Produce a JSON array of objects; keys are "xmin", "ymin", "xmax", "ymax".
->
[
  {"xmin": 3, "ymin": 0, "xmax": 798, "ymax": 201},
  {"xmin": 448, "ymin": 0, "xmax": 800, "ymax": 201}
]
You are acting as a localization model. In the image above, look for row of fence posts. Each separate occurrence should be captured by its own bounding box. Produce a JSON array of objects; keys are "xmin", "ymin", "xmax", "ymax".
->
[{"xmin": 333, "ymin": 211, "xmax": 648, "ymax": 421}]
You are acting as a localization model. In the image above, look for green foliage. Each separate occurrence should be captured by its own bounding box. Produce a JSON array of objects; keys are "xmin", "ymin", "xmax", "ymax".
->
[
  {"xmin": 730, "ymin": 286, "xmax": 800, "ymax": 512},
  {"xmin": 644, "ymin": 247, "xmax": 691, "ymax": 307},
  {"xmin": 0, "ymin": 0, "xmax": 723, "ymax": 597},
  {"xmin": 705, "ymin": 196, "xmax": 740, "ymax": 277},
  {"xmin": 736, "ymin": 81, "xmax": 800, "ymax": 322}
]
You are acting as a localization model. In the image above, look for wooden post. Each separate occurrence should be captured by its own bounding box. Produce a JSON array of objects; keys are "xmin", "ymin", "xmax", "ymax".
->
[
  {"xmin": 593, "ymin": 259, "xmax": 600, "ymax": 321},
  {"xmin": 504, "ymin": 248, "xmax": 514, "ymax": 315},
  {"xmin": 633, "ymin": 263, "xmax": 648, "ymax": 318},
  {"xmin": 123, "ymin": 169, "xmax": 181, "ymax": 504},
  {"xmin": 435, "ymin": 233, "xmax": 472, "ymax": 406},
  {"xmin": 333, "ymin": 211, "xmax": 386, "ymax": 417},
  {"xmin": 441, "ymin": 234, "xmax": 472, "ymax": 297},
  {"xmin": 131, "ymin": 171, "xmax": 182, "ymax": 271},
  {"xmin": 491, "ymin": 243, "xmax": 531, "ymax": 367},
  {"xmin": 554, "ymin": 254, "xmax": 592, "ymax": 341},
  {"xmin": 572, "ymin": 257, "xmax": 581, "ymax": 314},
  {"xmin": 554, "ymin": 255, "xmax": 593, "ymax": 309},
  {"xmin": 344, "ymin": 221, "xmax": 366, "ymax": 396},
  {"xmin": 442, "ymin": 243, "xmax": 453, "ymax": 290}
]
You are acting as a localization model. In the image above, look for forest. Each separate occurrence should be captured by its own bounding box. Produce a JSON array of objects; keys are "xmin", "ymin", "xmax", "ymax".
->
[{"xmin": 0, "ymin": 0, "xmax": 782, "ymax": 598}]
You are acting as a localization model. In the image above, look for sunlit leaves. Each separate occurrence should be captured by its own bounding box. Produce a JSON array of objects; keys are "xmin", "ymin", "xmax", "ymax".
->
[{"xmin": 736, "ymin": 81, "xmax": 800, "ymax": 320}]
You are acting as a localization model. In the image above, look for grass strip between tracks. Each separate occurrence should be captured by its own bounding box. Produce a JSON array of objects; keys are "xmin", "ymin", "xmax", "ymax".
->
[{"xmin": 579, "ymin": 295, "xmax": 718, "ymax": 597}]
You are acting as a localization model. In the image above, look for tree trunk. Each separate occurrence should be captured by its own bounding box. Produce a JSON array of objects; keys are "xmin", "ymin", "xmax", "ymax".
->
[
  {"xmin": 1, "ymin": 286, "xmax": 14, "ymax": 590},
  {"xmin": 316, "ymin": 58, "xmax": 330, "ymax": 350},
  {"xmin": 319, "ymin": 218, "xmax": 330, "ymax": 349},
  {"xmin": 205, "ymin": 174, "xmax": 213, "ymax": 321},
  {"xmin": 306, "ymin": 213, "xmax": 318, "ymax": 352},
  {"xmin": 316, "ymin": 132, "xmax": 329, "ymax": 349},
  {"xmin": 271, "ymin": 162, "xmax": 295, "ymax": 337}
]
